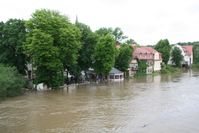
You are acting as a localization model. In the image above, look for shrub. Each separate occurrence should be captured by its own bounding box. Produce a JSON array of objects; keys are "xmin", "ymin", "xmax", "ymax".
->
[
  {"xmin": 0, "ymin": 64, "xmax": 25, "ymax": 99},
  {"xmin": 161, "ymin": 64, "xmax": 180, "ymax": 74},
  {"xmin": 137, "ymin": 60, "xmax": 148, "ymax": 74}
]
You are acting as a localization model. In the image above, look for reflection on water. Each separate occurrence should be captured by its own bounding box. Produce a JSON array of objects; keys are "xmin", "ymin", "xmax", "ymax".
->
[{"xmin": 0, "ymin": 70, "xmax": 199, "ymax": 133}]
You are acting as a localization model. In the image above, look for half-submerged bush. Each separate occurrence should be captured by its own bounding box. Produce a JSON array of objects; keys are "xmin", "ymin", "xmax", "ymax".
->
[
  {"xmin": 161, "ymin": 64, "xmax": 180, "ymax": 74},
  {"xmin": 135, "ymin": 60, "xmax": 148, "ymax": 76},
  {"xmin": 0, "ymin": 64, "xmax": 25, "ymax": 100}
]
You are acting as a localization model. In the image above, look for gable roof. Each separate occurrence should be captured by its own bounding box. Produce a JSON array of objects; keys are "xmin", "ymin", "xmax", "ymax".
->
[
  {"xmin": 133, "ymin": 46, "xmax": 161, "ymax": 60},
  {"xmin": 182, "ymin": 45, "xmax": 193, "ymax": 56}
]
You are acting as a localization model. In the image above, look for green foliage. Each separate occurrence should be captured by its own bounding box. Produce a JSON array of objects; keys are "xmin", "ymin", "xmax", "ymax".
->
[
  {"xmin": 24, "ymin": 9, "xmax": 81, "ymax": 88},
  {"xmin": 155, "ymin": 39, "xmax": 171, "ymax": 64},
  {"xmin": 177, "ymin": 41, "xmax": 199, "ymax": 46},
  {"xmin": 171, "ymin": 47, "xmax": 183, "ymax": 67},
  {"xmin": 112, "ymin": 27, "xmax": 127, "ymax": 42},
  {"xmin": 115, "ymin": 44, "xmax": 133, "ymax": 72},
  {"xmin": 96, "ymin": 27, "xmax": 128, "ymax": 43},
  {"xmin": 0, "ymin": 19, "xmax": 27, "ymax": 74},
  {"xmin": 192, "ymin": 63, "xmax": 199, "ymax": 69},
  {"xmin": 93, "ymin": 35, "xmax": 116, "ymax": 76},
  {"xmin": 193, "ymin": 44, "xmax": 199, "ymax": 64},
  {"xmin": 68, "ymin": 64, "xmax": 81, "ymax": 80},
  {"xmin": 161, "ymin": 64, "xmax": 180, "ymax": 74},
  {"xmin": 126, "ymin": 39, "xmax": 137, "ymax": 45},
  {"xmin": 176, "ymin": 41, "xmax": 199, "ymax": 65},
  {"xmin": 76, "ymin": 22, "xmax": 97, "ymax": 71},
  {"xmin": 137, "ymin": 60, "xmax": 148, "ymax": 74},
  {"xmin": 0, "ymin": 22, "xmax": 3, "ymax": 42},
  {"xmin": 25, "ymin": 29, "xmax": 63, "ymax": 87},
  {"xmin": 0, "ymin": 64, "xmax": 25, "ymax": 100},
  {"xmin": 95, "ymin": 27, "xmax": 113, "ymax": 37}
]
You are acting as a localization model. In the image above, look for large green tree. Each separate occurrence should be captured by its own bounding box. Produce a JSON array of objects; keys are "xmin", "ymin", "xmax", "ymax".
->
[
  {"xmin": 171, "ymin": 47, "xmax": 183, "ymax": 67},
  {"xmin": 93, "ymin": 35, "xmax": 116, "ymax": 77},
  {"xmin": 115, "ymin": 44, "xmax": 133, "ymax": 73},
  {"xmin": 25, "ymin": 29, "xmax": 63, "ymax": 87},
  {"xmin": 154, "ymin": 39, "xmax": 171, "ymax": 64},
  {"xmin": 0, "ymin": 19, "xmax": 27, "ymax": 74},
  {"xmin": 76, "ymin": 22, "xmax": 97, "ymax": 76},
  {"xmin": 24, "ymin": 9, "xmax": 81, "ymax": 88}
]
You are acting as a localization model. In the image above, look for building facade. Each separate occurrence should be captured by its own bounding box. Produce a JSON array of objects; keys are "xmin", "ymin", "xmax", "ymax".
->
[
  {"xmin": 168, "ymin": 45, "xmax": 193, "ymax": 66},
  {"xmin": 130, "ymin": 46, "xmax": 162, "ymax": 75}
]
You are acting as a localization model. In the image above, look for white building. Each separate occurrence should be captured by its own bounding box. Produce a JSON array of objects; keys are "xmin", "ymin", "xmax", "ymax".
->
[
  {"xmin": 109, "ymin": 68, "xmax": 124, "ymax": 81},
  {"xmin": 168, "ymin": 45, "xmax": 193, "ymax": 66},
  {"xmin": 130, "ymin": 46, "xmax": 162, "ymax": 75}
]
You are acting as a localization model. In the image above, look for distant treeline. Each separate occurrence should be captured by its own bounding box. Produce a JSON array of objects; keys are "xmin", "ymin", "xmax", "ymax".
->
[{"xmin": 176, "ymin": 41, "xmax": 199, "ymax": 46}]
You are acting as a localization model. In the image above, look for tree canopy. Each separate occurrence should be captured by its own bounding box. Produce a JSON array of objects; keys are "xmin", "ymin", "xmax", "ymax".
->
[
  {"xmin": 154, "ymin": 39, "xmax": 171, "ymax": 64},
  {"xmin": 95, "ymin": 27, "xmax": 113, "ymax": 37},
  {"xmin": 171, "ymin": 47, "xmax": 183, "ymax": 67},
  {"xmin": 76, "ymin": 22, "xmax": 97, "ymax": 72},
  {"xmin": 0, "ymin": 19, "xmax": 27, "ymax": 74},
  {"xmin": 24, "ymin": 9, "xmax": 81, "ymax": 88},
  {"xmin": 93, "ymin": 35, "xmax": 116, "ymax": 76},
  {"xmin": 126, "ymin": 39, "xmax": 137, "ymax": 45},
  {"xmin": 115, "ymin": 44, "xmax": 133, "ymax": 72},
  {"xmin": 95, "ymin": 27, "xmax": 128, "ymax": 43},
  {"xmin": 112, "ymin": 27, "xmax": 127, "ymax": 43}
]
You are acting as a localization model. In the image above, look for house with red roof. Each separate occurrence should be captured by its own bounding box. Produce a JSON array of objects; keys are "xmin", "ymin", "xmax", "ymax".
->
[
  {"xmin": 168, "ymin": 45, "xmax": 193, "ymax": 66},
  {"xmin": 129, "ymin": 46, "xmax": 162, "ymax": 75},
  {"xmin": 182, "ymin": 45, "xmax": 193, "ymax": 66}
]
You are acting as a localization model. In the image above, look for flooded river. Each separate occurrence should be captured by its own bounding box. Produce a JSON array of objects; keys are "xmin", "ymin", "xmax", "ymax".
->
[{"xmin": 0, "ymin": 70, "xmax": 199, "ymax": 133}]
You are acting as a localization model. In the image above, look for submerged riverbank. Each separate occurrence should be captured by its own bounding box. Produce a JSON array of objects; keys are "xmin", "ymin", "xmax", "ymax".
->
[
  {"xmin": 0, "ymin": 66, "xmax": 189, "ymax": 100},
  {"xmin": 0, "ymin": 69, "xmax": 199, "ymax": 133}
]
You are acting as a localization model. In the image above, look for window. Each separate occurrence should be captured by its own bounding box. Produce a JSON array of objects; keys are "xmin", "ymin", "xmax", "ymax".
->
[
  {"xmin": 110, "ymin": 75, "xmax": 114, "ymax": 79},
  {"xmin": 115, "ymin": 75, "xmax": 119, "ymax": 79}
]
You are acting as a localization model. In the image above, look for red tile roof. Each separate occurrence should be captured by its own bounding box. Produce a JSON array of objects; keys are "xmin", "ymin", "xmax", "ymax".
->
[
  {"xmin": 182, "ymin": 45, "xmax": 193, "ymax": 56},
  {"xmin": 133, "ymin": 46, "xmax": 161, "ymax": 60}
]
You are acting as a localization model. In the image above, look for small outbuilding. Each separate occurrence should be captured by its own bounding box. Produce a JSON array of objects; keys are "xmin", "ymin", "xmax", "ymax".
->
[{"xmin": 109, "ymin": 68, "xmax": 124, "ymax": 81}]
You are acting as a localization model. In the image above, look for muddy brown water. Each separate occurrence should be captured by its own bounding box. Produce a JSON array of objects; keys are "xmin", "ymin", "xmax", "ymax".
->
[{"xmin": 0, "ymin": 70, "xmax": 199, "ymax": 133}]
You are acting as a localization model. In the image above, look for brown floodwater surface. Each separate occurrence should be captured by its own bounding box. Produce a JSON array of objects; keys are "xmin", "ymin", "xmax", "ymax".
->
[{"xmin": 0, "ymin": 70, "xmax": 199, "ymax": 133}]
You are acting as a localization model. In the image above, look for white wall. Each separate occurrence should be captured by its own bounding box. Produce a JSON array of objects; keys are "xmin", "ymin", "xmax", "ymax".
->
[
  {"xmin": 154, "ymin": 52, "xmax": 160, "ymax": 60},
  {"xmin": 184, "ymin": 54, "xmax": 193, "ymax": 65},
  {"xmin": 154, "ymin": 60, "xmax": 161, "ymax": 71},
  {"xmin": 153, "ymin": 52, "xmax": 162, "ymax": 71}
]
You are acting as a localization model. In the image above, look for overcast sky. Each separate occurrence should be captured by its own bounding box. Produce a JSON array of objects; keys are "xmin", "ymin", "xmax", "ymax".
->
[{"xmin": 0, "ymin": 0, "xmax": 199, "ymax": 45}]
